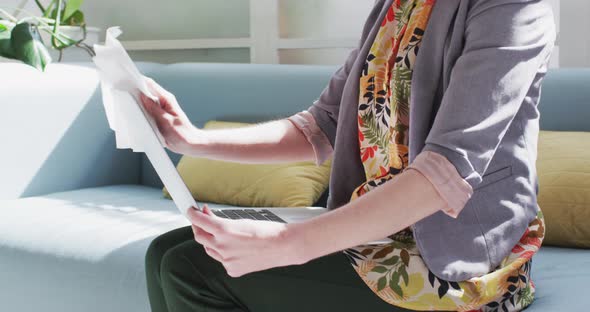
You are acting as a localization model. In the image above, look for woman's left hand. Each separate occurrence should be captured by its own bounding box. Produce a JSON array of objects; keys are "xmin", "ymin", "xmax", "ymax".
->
[{"xmin": 187, "ymin": 206, "xmax": 305, "ymax": 278}]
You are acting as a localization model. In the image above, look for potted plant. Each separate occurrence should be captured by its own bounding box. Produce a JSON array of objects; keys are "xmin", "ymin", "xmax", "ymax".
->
[{"xmin": 0, "ymin": 0, "xmax": 96, "ymax": 71}]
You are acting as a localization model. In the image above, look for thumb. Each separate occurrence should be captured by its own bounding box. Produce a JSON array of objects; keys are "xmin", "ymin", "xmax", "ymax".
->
[
  {"xmin": 145, "ymin": 79, "xmax": 178, "ymax": 116},
  {"xmin": 140, "ymin": 93, "xmax": 167, "ymax": 118},
  {"xmin": 202, "ymin": 205, "xmax": 216, "ymax": 217}
]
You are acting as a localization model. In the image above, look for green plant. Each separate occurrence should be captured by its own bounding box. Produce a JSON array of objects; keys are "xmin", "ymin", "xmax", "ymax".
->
[{"xmin": 0, "ymin": 0, "xmax": 94, "ymax": 71}]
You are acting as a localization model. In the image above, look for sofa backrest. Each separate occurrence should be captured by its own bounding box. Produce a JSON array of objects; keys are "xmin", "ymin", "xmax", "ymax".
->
[
  {"xmin": 140, "ymin": 66, "xmax": 590, "ymax": 188},
  {"xmin": 1, "ymin": 62, "xmax": 587, "ymax": 198},
  {"xmin": 537, "ymin": 68, "xmax": 590, "ymax": 132},
  {"xmin": 0, "ymin": 63, "xmax": 141, "ymax": 200}
]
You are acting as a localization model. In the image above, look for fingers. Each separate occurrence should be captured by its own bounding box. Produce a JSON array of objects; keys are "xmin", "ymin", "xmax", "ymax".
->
[
  {"xmin": 139, "ymin": 92, "xmax": 152, "ymax": 113},
  {"xmin": 145, "ymin": 77, "xmax": 179, "ymax": 117},
  {"xmin": 203, "ymin": 205, "xmax": 216, "ymax": 217},
  {"xmin": 192, "ymin": 225, "xmax": 216, "ymax": 246},
  {"xmin": 204, "ymin": 246, "xmax": 225, "ymax": 263},
  {"xmin": 187, "ymin": 205, "xmax": 224, "ymax": 234},
  {"xmin": 140, "ymin": 92, "xmax": 176, "ymax": 136},
  {"xmin": 140, "ymin": 92, "xmax": 165, "ymax": 116},
  {"xmin": 203, "ymin": 242, "xmax": 242, "ymax": 278},
  {"xmin": 193, "ymin": 225, "xmax": 227, "ymax": 263}
]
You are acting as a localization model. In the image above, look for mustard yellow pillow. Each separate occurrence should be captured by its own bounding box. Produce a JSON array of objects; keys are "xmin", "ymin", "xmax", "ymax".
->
[
  {"xmin": 537, "ymin": 131, "xmax": 590, "ymax": 248},
  {"xmin": 164, "ymin": 121, "xmax": 331, "ymax": 207}
]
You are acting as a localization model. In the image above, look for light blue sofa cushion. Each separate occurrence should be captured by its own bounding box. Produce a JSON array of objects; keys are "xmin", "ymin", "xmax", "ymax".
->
[
  {"xmin": 0, "ymin": 185, "xmax": 237, "ymax": 312},
  {"xmin": 527, "ymin": 247, "xmax": 590, "ymax": 311},
  {"xmin": 0, "ymin": 63, "xmax": 142, "ymax": 200},
  {"xmin": 139, "ymin": 63, "xmax": 338, "ymax": 187},
  {"xmin": 0, "ymin": 185, "xmax": 587, "ymax": 312},
  {"xmin": 537, "ymin": 68, "xmax": 590, "ymax": 132}
]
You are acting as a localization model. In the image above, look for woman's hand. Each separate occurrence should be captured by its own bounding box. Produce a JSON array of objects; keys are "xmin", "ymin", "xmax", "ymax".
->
[
  {"xmin": 187, "ymin": 206, "xmax": 306, "ymax": 278},
  {"xmin": 139, "ymin": 78, "xmax": 201, "ymax": 155}
]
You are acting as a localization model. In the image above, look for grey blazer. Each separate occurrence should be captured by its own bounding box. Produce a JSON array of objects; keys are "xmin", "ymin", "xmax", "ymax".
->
[{"xmin": 308, "ymin": 0, "xmax": 556, "ymax": 281}]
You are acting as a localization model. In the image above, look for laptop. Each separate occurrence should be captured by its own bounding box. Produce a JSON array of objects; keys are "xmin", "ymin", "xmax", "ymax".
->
[
  {"xmin": 109, "ymin": 84, "xmax": 328, "ymax": 225},
  {"xmin": 128, "ymin": 90, "xmax": 391, "ymax": 244}
]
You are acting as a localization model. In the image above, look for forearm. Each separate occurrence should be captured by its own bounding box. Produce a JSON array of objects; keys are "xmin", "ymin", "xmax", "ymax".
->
[
  {"xmin": 187, "ymin": 119, "xmax": 316, "ymax": 164},
  {"xmin": 290, "ymin": 169, "xmax": 445, "ymax": 262}
]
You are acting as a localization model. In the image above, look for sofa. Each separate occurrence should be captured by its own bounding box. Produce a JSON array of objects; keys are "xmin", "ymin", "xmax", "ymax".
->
[{"xmin": 0, "ymin": 62, "xmax": 588, "ymax": 312}]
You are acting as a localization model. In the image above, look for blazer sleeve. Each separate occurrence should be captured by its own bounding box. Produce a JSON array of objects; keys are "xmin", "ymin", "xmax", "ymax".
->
[
  {"xmin": 422, "ymin": 0, "xmax": 556, "ymax": 189},
  {"xmin": 307, "ymin": 48, "xmax": 360, "ymax": 147}
]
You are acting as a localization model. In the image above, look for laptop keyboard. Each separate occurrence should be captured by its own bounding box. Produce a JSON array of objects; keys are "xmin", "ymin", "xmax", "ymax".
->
[{"xmin": 212, "ymin": 209, "xmax": 287, "ymax": 223}]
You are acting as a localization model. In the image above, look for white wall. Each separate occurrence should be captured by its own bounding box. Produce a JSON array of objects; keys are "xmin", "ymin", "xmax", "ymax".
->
[
  {"xmin": 0, "ymin": 0, "xmax": 579, "ymax": 67},
  {"xmin": 278, "ymin": 0, "xmax": 373, "ymax": 64},
  {"xmin": 88, "ymin": 0, "xmax": 565, "ymax": 66},
  {"xmin": 559, "ymin": 0, "xmax": 589, "ymax": 67},
  {"xmin": 84, "ymin": 0, "xmax": 251, "ymax": 63}
]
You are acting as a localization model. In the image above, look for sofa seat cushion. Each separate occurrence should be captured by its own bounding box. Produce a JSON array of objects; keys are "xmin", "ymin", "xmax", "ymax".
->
[
  {"xmin": 526, "ymin": 247, "xmax": 590, "ymax": 311},
  {"xmin": 0, "ymin": 185, "xmax": 234, "ymax": 312},
  {"xmin": 1, "ymin": 186, "xmax": 588, "ymax": 311}
]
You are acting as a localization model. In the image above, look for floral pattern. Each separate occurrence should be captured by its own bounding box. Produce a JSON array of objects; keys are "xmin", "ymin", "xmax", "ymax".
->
[
  {"xmin": 345, "ymin": 212, "xmax": 544, "ymax": 311},
  {"xmin": 346, "ymin": 0, "xmax": 545, "ymax": 310}
]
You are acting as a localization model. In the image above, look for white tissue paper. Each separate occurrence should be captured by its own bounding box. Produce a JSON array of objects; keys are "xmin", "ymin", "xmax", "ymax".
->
[
  {"xmin": 92, "ymin": 26, "xmax": 165, "ymax": 151},
  {"xmin": 92, "ymin": 27, "xmax": 199, "ymax": 217}
]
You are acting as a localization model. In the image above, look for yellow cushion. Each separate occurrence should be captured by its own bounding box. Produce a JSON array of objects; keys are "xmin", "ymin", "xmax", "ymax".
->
[
  {"xmin": 537, "ymin": 131, "xmax": 590, "ymax": 248},
  {"xmin": 164, "ymin": 121, "xmax": 331, "ymax": 207}
]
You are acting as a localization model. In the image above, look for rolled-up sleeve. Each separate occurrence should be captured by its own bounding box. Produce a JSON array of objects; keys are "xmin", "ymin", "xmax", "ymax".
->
[
  {"xmin": 422, "ymin": 0, "xmax": 556, "ymax": 190},
  {"xmin": 407, "ymin": 151, "xmax": 473, "ymax": 218},
  {"xmin": 287, "ymin": 111, "xmax": 334, "ymax": 165}
]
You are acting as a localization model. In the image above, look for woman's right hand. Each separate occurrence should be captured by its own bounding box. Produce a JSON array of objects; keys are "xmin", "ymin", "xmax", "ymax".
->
[{"xmin": 139, "ymin": 78, "xmax": 202, "ymax": 155}]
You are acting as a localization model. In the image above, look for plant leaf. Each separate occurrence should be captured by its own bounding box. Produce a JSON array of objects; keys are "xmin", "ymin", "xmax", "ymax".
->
[
  {"xmin": 47, "ymin": 8, "xmax": 59, "ymax": 20},
  {"xmin": 63, "ymin": 0, "xmax": 84, "ymax": 22},
  {"xmin": 0, "ymin": 38, "xmax": 15, "ymax": 58},
  {"xmin": 52, "ymin": 31, "xmax": 79, "ymax": 49},
  {"xmin": 0, "ymin": 20, "xmax": 14, "ymax": 38},
  {"xmin": 63, "ymin": 10, "xmax": 84, "ymax": 26},
  {"xmin": 0, "ymin": 30, "xmax": 9, "ymax": 40},
  {"xmin": 50, "ymin": 0, "xmax": 63, "ymax": 49},
  {"xmin": 10, "ymin": 23, "xmax": 52, "ymax": 71},
  {"xmin": 43, "ymin": 0, "xmax": 56, "ymax": 18},
  {"xmin": 34, "ymin": 0, "xmax": 47, "ymax": 12}
]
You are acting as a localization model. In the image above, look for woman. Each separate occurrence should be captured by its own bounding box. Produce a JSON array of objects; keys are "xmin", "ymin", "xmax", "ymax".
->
[{"xmin": 141, "ymin": 0, "xmax": 555, "ymax": 311}]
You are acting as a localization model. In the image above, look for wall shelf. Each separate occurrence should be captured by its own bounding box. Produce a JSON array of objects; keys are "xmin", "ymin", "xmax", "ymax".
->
[
  {"xmin": 120, "ymin": 38, "xmax": 361, "ymax": 52},
  {"xmin": 278, "ymin": 38, "xmax": 359, "ymax": 50},
  {"xmin": 121, "ymin": 38, "xmax": 252, "ymax": 51}
]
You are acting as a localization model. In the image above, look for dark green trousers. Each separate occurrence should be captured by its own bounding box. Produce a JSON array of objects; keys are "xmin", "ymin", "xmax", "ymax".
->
[{"xmin": 145, "ymin": 226, "xmax": 414, "ymax": 312}]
